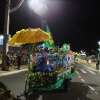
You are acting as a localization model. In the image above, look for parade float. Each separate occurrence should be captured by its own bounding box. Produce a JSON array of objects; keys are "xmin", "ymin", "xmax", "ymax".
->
[{"xmin": 8, "ymin": 28, "xmax": 76, "ymax": 99}]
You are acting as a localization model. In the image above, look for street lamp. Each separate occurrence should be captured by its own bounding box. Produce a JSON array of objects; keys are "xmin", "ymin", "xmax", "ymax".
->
[
  {"xmin": 3, "ymin": 0, "xmax": 47, "ymax": 70},
  {"xmin": 2, "ymin": 0, "xmax": 25, "ymax": 70},
  {"xmin": 98, "ymin": 41, "xmax": 100, "ymax": 46},
  {"xmin": 27, "ymin": 0, "xmax": 48, "ymax": 17},
  {"xmin": 27, "ymin": 0, "xmax": 49, "ymax": 29},
  {"xmin": 96, "ymin": 41, "xmax": 100, "ymax": 70},
  {"xmin": 2, "ymin": 0, "xmax": 11, "ymax": 70}
]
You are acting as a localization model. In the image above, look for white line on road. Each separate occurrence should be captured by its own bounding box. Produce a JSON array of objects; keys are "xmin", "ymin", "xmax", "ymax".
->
[
  {"xmin": 88, "ymin": 85, "xmax": 99, "ymax": 95},
  {"xmin": 38, "ymin": 95, "xmax": 43, "ymax": 100},
  {"xmin": 78, "ymin": 75, "xmax": 82, "ymax": 79},
  {"xmin": 77, "ymin": 97, "xmax": 80, "ymax": 100},
  {"xmin": 80, "ymin": 69, "xmax": 87, "ymax": 74},
  {"xmin": 87, "ymin": 70, "xmax": 96, "ymax": 75},
  {"xmin": 94, "ymin": 91, "xmax": 98, "ymax": 95},
  {"xmin": 88, "ymin": 85, "xmax": 95, "ymax": 91},
  {"xmin": 81, "ymin": 79, "xmax": 85, "ymax": 83},
  {"xmin": 84, "ymin": 65, "xmax": 100, "ymax": 73}
]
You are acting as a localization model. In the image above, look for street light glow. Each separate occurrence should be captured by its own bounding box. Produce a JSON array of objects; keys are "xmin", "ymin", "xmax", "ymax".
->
[
  {"xmin": 28, "ymin": 0, "xmax": 48, "ymax": 16},
  {"xmin": 98, "ymin": 41, "xmax": 100, "ymax": 45},
  {"xmin": 0, "ymin": 35, "xmax": 4, "ymax": 39}
]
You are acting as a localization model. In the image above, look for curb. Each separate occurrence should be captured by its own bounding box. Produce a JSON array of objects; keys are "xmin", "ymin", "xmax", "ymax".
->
[
  {"xmin": 84, "ymin": 65, "xmax": 100, "ymax": 73},
  {"xmin": 0, "ymin": 68, "xmax": 28, "ymax": 77},
  {"xmin": 78, "ymin": 63, "xmax": 100, "ymax": 73}
]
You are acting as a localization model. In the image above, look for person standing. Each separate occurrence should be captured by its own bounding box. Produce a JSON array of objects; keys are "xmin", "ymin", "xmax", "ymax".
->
[
  {"xmin": 16, "ymin": 54, "xmax": 21, "ymax": 70},
  {"xmin": 5, "ymin": 54, "xmax": 10, "ymax": 70}
]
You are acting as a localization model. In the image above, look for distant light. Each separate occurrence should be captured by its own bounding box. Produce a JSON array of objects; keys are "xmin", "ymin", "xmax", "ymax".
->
[
  {"xmin": 98, "ymin": 41, "xmax": 100, "ymax": 45},
  {"xmin": 0, "ymin": 35, "xmax": 4, "ymax": 39},
  {"xmin": 28, "ymin": 0, "xmax": 48, "ymax": 16},
  {"xmin": 0, "ymin": 35, "xmax": 4, "ymax": 45},
  {"xmin": 98, "ymin": 48, "xmax": 100, "ymax": 52}
]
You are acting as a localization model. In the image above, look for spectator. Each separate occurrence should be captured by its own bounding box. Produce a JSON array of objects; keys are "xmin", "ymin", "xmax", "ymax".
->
[
  {"xmin": 5, "ymin": 54, "xmax": 10, "ymax": 70},
  {"xmin": 16, "ymin": 54, "xmax": 21, "ymax": 70}
]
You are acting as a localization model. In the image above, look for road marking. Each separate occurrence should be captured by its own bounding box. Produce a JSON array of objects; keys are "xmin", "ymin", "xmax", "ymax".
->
[
  {"xmin": 84, "ymin": 65, "xmax": 100, "ymax": 73},
  {"xmin": 87, "ymin": 70, "xmax": 96, "ymax": 75},
  {"xmin": 94, "ymin": 91, "xmax": 98, "ymax": 95},
  {"xmin": 88, "ymin": 85, "xmax": 95, "ymax": 91},
  {"xmin": 81, "ymin": 79, "xmax": 85, "ymax": 83},
  {"xmin": 78, "ymin": 75, "xmax": 85, "ymax": 83},
  {"xmin": 88, "ymin": 85, "xmax": 98, "ymax": 95},
  {"xmin": 38, "ymin": 95, "xmax": 43, "ymax": 100},
  {"xmin": 76, "ymin": 71, "xmax": 80, "ymax": 75},
  {"xmin": 77, "ymin": 97, "xmax": 80, "ymax": 100},
  {"xmin": 78, "ymin": 75, "xmax": 82, "ymax": 79},
  {"xmin": 80, "ymin": 69, "xmax": 87, "ymax": 74}
]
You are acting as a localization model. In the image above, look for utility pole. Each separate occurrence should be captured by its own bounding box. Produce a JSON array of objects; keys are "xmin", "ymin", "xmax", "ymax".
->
[
  {"xmin": 96, "ymin": 41, "xmax": 100, "ymax": 70},
  {"xmin": 2, "ymin": 0, "xmax": 11, "ymax": 70},
  {"xmin": 2, "ymin": 0, "xmax": 25, "ymax": 70}
]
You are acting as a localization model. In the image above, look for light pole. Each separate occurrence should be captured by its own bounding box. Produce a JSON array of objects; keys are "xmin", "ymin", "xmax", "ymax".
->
[
  {"xmin": 2, "ymin": 0, "xmax": 25, "ymax": 70},
  {"xmin": 2, "ymin": 0, "xmax": 11, "ymax": 70},
  {"xmin": 96, "ymin": 41, "xmax": 100, "ymax": 70}
]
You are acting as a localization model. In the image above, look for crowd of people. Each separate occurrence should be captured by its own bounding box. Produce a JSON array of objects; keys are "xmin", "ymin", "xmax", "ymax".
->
[
  {"xmin": 0, "ymin": 46, "xmax": 75, "ymax": 71},
  {"xmin": 0, "ymin": 50, "xmax": 29, "ymax": 70}
]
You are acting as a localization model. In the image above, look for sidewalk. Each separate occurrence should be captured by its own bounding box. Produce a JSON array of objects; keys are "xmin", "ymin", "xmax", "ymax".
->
[
  {"xmin": 77, "ymin": 58, "xmax": 100, "ymax": 72},
  {"xmin": 0, "ymin": 65, "xmax": 28, "ymax": 77}
]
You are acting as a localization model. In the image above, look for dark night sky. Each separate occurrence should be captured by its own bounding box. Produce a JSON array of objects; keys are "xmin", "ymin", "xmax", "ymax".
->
[{"xmin": 0, "ymin": 0, "xmax": 98, "ymax": 53}]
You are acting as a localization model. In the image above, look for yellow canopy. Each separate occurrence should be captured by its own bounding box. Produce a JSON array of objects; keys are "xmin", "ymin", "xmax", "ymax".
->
[{"xmin": 8, "ymin": 28, "xmax": 49, "ymax": 46}]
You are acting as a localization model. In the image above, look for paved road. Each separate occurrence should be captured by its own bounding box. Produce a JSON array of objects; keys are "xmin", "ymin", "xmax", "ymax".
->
[
  {"xmin": 0, "ymin": 64, "xmax": 100, "ymax": 100},
  {"xmin": 0, "ymin": 72, "xmax": 26, "ymax": 96}
]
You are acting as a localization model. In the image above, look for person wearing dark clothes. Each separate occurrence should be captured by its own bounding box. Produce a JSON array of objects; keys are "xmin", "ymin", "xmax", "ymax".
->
[
  {"xmin": 5, "ymin": 54, "xmax": 10, "ymax": 70},
  {"xmin": 16, "ymin": 55, "xmax": 21, "ymax": 70}
]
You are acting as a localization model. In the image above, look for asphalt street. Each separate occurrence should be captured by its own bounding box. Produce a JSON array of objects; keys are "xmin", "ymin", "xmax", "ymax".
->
[{"xmin": 0, "ymin": 64, "xmax": 100, "ymax": 100}]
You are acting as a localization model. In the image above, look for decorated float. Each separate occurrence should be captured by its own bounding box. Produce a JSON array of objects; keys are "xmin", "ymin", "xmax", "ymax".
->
[{"xmin": 8, "ymin": 28, "xmax": 76, "ymax": 99}]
